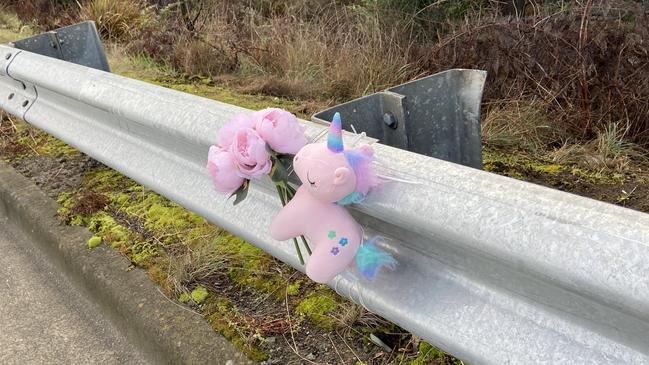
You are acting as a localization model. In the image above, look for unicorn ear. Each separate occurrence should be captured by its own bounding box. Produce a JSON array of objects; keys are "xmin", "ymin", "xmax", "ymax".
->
[
  {"xmin": 327, "ymin": 112, "xmax": 344, "ymax": 153},
  {"xmin": 333, "ymin": 167, "xmax": 352, "ymax": 186}
]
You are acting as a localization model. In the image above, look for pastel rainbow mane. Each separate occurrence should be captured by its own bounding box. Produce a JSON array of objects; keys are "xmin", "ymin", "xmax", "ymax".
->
[{"xmin": 328, "ymin": 115, "xmax": 379, "ymax": 205}]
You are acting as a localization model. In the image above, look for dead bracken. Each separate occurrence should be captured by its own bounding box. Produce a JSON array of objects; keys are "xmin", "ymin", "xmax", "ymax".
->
[{"xmin": 70, "ymin": 192, "xmax": 109, "ymax": 215}]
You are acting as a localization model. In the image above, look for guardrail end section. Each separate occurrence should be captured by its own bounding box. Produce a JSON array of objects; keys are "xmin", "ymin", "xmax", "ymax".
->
[
  {"xmin": 312, "ymin": 69, "xmax": 487, "ymax": 169},
  {"xmin": 11, "ymin": 21, "xmax": 110, "ymax": 72}
]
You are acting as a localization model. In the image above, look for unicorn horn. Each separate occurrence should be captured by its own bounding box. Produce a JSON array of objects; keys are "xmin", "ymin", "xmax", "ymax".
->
[{"xmin": 327, "ymin": 112, "xmax": 344, "ymax": 153}]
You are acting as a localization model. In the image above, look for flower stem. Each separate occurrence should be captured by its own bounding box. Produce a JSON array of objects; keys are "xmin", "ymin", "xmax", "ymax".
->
[
  {"xmin": 300, "ymin": 235, "xmax": 312, "ymax": 255},
  {"xmin": 276, "ymin": 183, "xmax": 304, "ymax": 265},
  {"xmin": 276, "ymin": 183, "xmax": 287, "ymax": 205},
  {"xmin": 292, "ymin": 237, "xmax": 305, "ymax": 266}
]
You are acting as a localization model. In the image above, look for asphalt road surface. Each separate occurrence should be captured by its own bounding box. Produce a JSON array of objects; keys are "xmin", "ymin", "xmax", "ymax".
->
[{"xmin": 0, "ymin": 213, "xmax": 151, "ymax": 365}]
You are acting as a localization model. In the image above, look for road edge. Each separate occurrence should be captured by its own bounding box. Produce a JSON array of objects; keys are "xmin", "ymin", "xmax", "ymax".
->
[{"xmin": 0, "ymin": 160, "xmax": 252, "ymax": 365}]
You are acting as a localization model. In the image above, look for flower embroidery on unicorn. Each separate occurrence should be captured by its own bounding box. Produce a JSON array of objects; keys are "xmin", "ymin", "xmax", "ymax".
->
[{"xmin": 270, "ymin": 112, "xmax": 397, "ymax": 283}]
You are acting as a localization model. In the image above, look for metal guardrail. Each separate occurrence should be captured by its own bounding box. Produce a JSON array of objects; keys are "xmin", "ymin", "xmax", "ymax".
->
[{"xmin": 1, "ymin": 45, "xmax": 649, "ymax": 364}]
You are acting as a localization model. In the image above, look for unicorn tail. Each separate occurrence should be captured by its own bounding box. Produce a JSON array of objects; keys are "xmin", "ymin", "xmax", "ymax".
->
[{"xmin": 355, "ymin": 237, "xmax": 397, "ymax": 280}]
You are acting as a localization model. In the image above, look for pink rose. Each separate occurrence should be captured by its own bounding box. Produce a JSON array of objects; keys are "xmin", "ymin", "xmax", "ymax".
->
[
  {"xmin": 207, "ymin": 146, "xmax": 245, "ymax": 194},
  {"xmin": 230, "ymin": 128, "xmax": 272, "ymax": 179},
  {"xmin": 253, "ymin": 108, "xmax": 307, "ymax": 154},
  {"xmin": 218, "ymin": 113, "xmax": 255, "ymax": 148}
]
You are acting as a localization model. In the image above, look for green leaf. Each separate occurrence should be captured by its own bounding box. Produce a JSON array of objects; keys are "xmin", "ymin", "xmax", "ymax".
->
[
  {"xmin": 277, "ymin": 154, "xmax": 295, "ymax": 170},
  {"xmin": 230, "ymin": 180, "xmax": 249, "ymax": 206},
  {"xmin": 270, "ymin": 156, "xmax": 289, "ymax": 183}
]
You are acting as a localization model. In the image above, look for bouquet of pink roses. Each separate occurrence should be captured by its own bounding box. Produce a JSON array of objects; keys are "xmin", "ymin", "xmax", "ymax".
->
[{"xmin": 207, "ymin": 108, "xmax": 311, "ymax": 264}]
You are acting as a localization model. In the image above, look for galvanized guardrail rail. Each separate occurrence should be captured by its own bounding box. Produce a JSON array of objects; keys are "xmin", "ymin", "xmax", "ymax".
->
[{"xmin": 1, "ymin": 26, "xmax": 649, "ymax": 365}]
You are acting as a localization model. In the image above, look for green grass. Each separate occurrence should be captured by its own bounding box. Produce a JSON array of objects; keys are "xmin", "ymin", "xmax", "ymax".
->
[{"xmin": 0, "ymin": 9, "xmax": 33, "ymax": 43}]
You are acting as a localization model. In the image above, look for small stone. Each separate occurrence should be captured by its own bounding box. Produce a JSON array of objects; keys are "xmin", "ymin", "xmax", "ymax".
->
[{"xmin": 306, "ymin": 353, "xmax": 316, "ymax": 361}]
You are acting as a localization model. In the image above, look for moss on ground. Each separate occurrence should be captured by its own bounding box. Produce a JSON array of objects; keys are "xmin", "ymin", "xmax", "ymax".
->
[
  {"xmin": 295, "ymin": 286, "xmax": 339, "ymax": 330},
  {"xmin": 52, "ymin": 161, "xmax": 344, "ymax": 359},
  {"xmin": 410, "ymin": 341, "xmax": 452, "ymax": 365},
  {"xmin": 87, "ymin": 235, "xmax": 102, "ymax": 249},
  {"xmin": 178, "ymin": 292, "xmax": 191, "ymax": 303},
  {"xmin": 483, "ymin": 147, "xmax": 626, "ymax": 185},
  {"xmin": 191, "ymin": 286, "xmax": 209, "ymax": 304}
]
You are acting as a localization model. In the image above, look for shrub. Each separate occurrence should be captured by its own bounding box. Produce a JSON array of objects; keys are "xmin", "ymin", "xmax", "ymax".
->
[
  {"xmin": 5, "ymin": 0, "xmax": 78, "ymax": 30},
  {"xmin": 417, "ymin": 2, "xmax": 649, "ymax": 145},
  {"xmin": 79, "ymin": 0, "xmax": 148, "ymax": 41}
]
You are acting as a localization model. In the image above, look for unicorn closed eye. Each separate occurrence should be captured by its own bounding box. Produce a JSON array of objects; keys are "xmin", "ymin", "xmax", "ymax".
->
[{"xmin": 270, "ymin": 112, "xmax": 396, "ymax": 283}]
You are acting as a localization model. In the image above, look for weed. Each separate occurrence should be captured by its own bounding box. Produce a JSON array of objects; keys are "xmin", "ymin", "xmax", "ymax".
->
[
  {"xmin": 78, "ymin": 0, "xmax": 149, "ymax": 41},
  {"xmin": 549, "ymin": 123, "xmax": 648, "ymax": 172},
  {"xmin": 482, "ymin": 99, "xmax": 564, "ymax": 153},
  {"xmin": 190, "ymin": 285, "xmax": 209, "ymax": 304}
]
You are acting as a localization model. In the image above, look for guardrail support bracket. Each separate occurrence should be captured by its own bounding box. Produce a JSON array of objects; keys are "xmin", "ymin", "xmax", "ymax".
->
[
  {"xmin": 313, "ymin": 69, "xmax": 486, "ymax": 169},
  {"xmin": 10, "ymin": 21, "xmax": 109, "ymax": 72}
]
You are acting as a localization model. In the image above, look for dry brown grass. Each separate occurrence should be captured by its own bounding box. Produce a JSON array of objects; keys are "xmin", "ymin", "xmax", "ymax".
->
[
  {"xmin": 70, "ymin": 192, "xmax": 108, "ymax": 215},
  {"xmin": 240, "ymin": 9, "xmax": 417, "ymax": 100},
  {"xmin": 4, "ymin": 0, "xmax": 78, "ymax": 30},
  {"xmin": 482, "ymin": 99, "xmax": 649, "ymax": 172},
  {"xmin": 78, "ymin": 0, "xmax": 148, "ymax": 41},
  {"xmin": 129, "ymin": 1, "xmax": 419, "ymax": 101},
  {"xmin": 481, "ymin": 99, "xmax": 566, "ymax": 152},
  {"xmin": 549, "ymin": 122, "xmax": 648, "ymax": 172},
  {"xmin": 163, "ymin": 238, "xmax": 232, "ymax": 294},
  {"xmin": 12, "ymin": 0, "xmax": 649, "ymax": 166},
  {"xmin": 422, "ymin": 1, "xmax": 649, "ymax": 146},
  {"xmin": 122, "ymin": 1, "xmax": 649, "ymax": 150},
  {"xmin": 330, "ymin": 302, "xmax": 392, "ymax": 333}
]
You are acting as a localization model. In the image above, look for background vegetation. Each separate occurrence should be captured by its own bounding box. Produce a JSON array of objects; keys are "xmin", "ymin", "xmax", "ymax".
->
[{"xmin": 5, "ymin": 0, "xmax": 649, "ymax": 161}]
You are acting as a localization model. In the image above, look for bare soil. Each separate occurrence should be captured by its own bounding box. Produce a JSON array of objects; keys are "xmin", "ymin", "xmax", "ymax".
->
[{"xmin": 6, "ymin": 153, "xmax": 101, "ymax": 198}]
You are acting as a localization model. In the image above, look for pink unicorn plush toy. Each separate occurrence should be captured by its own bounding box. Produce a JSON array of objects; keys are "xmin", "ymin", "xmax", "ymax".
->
[{"xmin": 270, "ymin": 112, "xmax": 396, "ymax": 283}]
